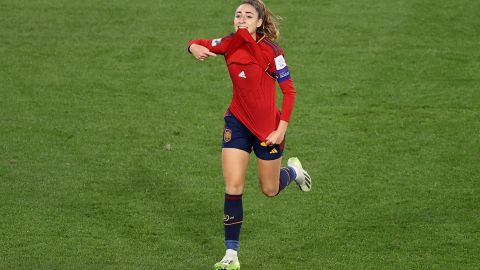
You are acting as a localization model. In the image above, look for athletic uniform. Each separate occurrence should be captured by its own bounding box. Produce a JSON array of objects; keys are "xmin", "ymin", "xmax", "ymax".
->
[
  {"xmin": 188, "ymin": 28, "xmax": 296, "ymax": 160},
  {"xmin": 189, "ymin": 28, "xmax": 312, "ymax": 270}
]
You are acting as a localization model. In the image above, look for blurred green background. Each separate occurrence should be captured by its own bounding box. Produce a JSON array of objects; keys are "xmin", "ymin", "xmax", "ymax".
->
[{"xmin": 1, "ymin": 0, "xmax": 479, "ymax": 269}]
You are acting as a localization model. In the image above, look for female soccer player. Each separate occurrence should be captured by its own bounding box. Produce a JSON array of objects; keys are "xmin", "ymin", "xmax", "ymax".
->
[{"xmin": 188, "ymin": 1, "xmax": 311, "ymax": 269}]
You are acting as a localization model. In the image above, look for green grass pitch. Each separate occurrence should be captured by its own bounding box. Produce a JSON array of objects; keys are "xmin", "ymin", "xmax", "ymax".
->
[{"xmin": 1, "ymin": 0, "xmax": 479, "ymax": 269}]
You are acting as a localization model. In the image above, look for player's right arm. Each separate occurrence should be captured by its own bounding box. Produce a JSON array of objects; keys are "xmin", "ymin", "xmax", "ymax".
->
[
  {"xmin": 187, "ymin": 34, "xmax": 233, "ymax": 61},
  {"xmin": 189, "ymin": 44, "xmax": 217, "ymax": 61}
]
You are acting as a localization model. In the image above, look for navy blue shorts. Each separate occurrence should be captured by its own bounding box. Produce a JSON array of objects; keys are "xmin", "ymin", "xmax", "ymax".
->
[{"xmin": 222, "ymin": 111, "xmax": 284, "ymax": 160}]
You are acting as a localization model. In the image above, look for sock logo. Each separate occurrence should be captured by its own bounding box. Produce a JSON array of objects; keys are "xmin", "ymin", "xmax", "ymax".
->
[{"xmin": 224, "ymin": 214, "xmax": 235, "ymax": 222}]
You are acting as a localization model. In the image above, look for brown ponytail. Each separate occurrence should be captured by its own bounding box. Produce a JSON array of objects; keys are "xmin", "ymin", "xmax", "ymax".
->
[{"xmin": 240, "ymin": 0, "xmax": 281, "ymax": 40}]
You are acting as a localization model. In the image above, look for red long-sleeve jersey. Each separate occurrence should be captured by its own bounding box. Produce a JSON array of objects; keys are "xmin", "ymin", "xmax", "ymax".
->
[{"xmin": 188, "ymin": 28, "xmax": 296, "ymax": 141}]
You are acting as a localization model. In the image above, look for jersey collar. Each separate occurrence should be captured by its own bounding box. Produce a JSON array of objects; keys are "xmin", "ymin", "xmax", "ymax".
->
[{"xmin": 256, "ymin": 33, "xmax": 266, "ymax": 44}]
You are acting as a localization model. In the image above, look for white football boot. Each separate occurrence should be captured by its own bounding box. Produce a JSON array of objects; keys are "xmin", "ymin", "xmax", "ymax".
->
[
  {"xmin": 214, "ymin": 249, "xmax": 240, "ymax": 270},
  {"xmin": 287, "ymin": 157, "xmax": 312, "ymax": 192}
]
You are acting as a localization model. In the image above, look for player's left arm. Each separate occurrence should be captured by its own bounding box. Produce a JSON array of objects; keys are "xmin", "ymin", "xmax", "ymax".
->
[
  {"xmin": 274, "ymin": 53, "xmax": 296, "ymax": 122},
  {"xmin": 265, "ymin": 52, "xmax": 296, "ymax": 145}
]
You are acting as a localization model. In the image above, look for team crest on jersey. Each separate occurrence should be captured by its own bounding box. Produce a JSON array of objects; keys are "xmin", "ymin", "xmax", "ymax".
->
[
  {"xmin": 224, "ymin": 129, "xmax": 232, "ymax": 142},
  {"xmin": 212, "ymin": 38, "xmax": 222, "ymax": 47}
]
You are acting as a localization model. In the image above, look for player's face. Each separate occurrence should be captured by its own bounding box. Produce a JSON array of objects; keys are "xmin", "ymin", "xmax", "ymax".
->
[{"xmin": 234, "ymin": 4, "xmax": 263, "ymax": 38}]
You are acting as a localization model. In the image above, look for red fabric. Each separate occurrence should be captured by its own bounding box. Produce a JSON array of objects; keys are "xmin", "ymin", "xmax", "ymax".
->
[
  {"xmin": 225, "ymin": 194, "xmax": 243, "ymax": 201},
  {"xmin": 188, "ymin": 29, "xmax": 296, "ymax": 141}
]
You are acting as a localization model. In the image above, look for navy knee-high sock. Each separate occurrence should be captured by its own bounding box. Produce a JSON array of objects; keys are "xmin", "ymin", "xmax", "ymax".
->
[
  {"xmin": 224, "ymin": 193, "xmax": 243, "ymax": 251},
  {"xmin": 278, "ymin": 166, "xmax": 297, "ymax": 193}
]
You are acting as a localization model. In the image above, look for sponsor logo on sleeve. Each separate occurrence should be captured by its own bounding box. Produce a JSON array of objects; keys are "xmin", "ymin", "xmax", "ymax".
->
[
  {"xmin": 274, "ymin": 55, "xmax": 287, "ymax": 70},
  {"xmin": 212, "ymin": 38, "xmax": 222, "ymax": 47}
]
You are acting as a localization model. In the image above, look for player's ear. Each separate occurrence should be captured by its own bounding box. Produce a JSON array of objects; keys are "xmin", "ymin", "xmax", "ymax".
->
[{"xmin": 256, "ymin": 19, "xmax": 263, "ymax": 28}]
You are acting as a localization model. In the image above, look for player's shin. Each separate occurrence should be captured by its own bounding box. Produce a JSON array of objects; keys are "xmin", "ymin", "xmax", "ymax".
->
[
  {"xmin": 224, "ymin": 193, "xmax": 243, "ymax": 252},
  {"xmin": 277, "ymin": 166, "xmax": 297, "ymax": 195}
]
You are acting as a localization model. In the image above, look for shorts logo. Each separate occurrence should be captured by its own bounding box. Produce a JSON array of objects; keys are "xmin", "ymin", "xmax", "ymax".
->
[
  {"xmin": 270, "ymin": 148, "xmax": 278, "ymax": 154},
  {"xmin": 224, "ymin": 129, "xmax": 232, "ymax": 142}
]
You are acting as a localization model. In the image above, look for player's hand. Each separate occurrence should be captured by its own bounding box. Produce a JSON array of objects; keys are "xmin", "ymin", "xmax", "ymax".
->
[
  {"xmin": 265, "ymin": 129, "xmax": 286, "ymax": 146},
  {"xmin": 189, "ymin": 44, "xmax": 217, "ymax": 61},
  {"xmin": 265, "ymin": 120, "xmax": 289, "ymax": 145}
]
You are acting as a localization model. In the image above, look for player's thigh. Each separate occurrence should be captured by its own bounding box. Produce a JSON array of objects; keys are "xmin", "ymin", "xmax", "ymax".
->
[
  {"xmin": 222, "ymin": 148, "xmax": 250, "ymax": 195},
  {"xmin": 257, "ymin": 157, "xmax": 282, "ymax": 196}
]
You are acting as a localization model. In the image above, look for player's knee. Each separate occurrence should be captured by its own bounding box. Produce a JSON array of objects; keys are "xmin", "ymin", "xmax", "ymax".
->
[
  {"xmin": 225, "ymin": 182, "xmax": 244, "ymax": 195},
  {"xmin": 261, "ymin": 187, "xmax": 279, "ymax": 197}
]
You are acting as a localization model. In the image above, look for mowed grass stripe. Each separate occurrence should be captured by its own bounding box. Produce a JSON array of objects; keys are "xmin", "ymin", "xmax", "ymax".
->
[{"xmin": 1, "ymin": 0, "xmax": 479, "ymax": 269}]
